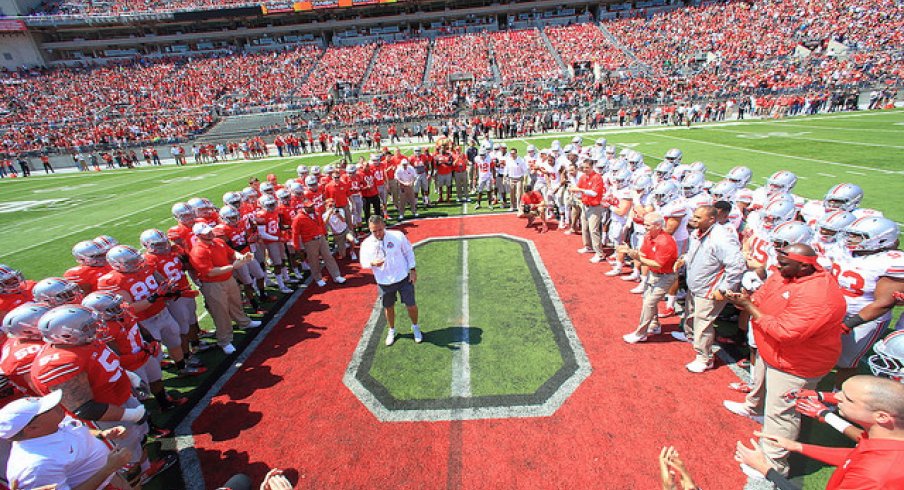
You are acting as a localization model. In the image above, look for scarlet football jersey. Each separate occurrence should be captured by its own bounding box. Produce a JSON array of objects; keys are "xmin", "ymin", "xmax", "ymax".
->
[
  {"xmin": 255, "ymin": 209, "xmax": 282, "ymax": 243},
  {"xmin": 0, "ymin": 280, "xmax": 36, "ymax": 321},
  {"xmin": 31, "ymin": 341, "xmax": 132, "ymax": 406},
  {"xmin": 144, "ymin": 247, "xmax": 195, "ymax": 296},
  {"xmin": 214, "ymin": 222, "xmax": 250, "ymax": 253},
  {"xmin": 167, "ymin": 223, "xmax": 195, "ymax": 252},
  {"xmin": 0, "ymin": 337, "xmax": 43, "ymax": 396},
  {"xmin": 100, "ymin": 316, "xmax": 149, "ymax": 371},
  {"xmin": 64, "ymin": 264, "xmax": 112, "ymax": 294},
  {"xmin": 97, "ymin": 267, "xmax": 166, "ymax": 321}
]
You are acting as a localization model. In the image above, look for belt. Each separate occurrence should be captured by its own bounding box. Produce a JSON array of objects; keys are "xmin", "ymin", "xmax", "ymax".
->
[{"xmin": 304, "ymin": 235, "xmax": 322, "ymax": 242}]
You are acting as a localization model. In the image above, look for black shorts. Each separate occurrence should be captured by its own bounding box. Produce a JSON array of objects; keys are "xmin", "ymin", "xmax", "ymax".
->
[{"xmin": 378, "ymin": 277, "xmax": 416, "ymax": 308}]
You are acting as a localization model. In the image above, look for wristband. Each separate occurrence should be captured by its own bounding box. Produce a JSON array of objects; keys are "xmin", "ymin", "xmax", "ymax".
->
[
  {"xmin": 121, "ymin": 405, "xmax": 147, "ymax": 423},
  {"xmin": 147, "ymin": 293, "xmax": 158, "ymax": 304},
  {"xmin": 825, "ymin": 412, "xmax": 853, "ymax": 434},
  {"xmin": 842, "ymin": 314, "xmax": 867, "ymax": 333}
]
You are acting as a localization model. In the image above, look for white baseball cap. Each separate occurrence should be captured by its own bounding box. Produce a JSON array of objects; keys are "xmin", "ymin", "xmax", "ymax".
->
[
  {"xmin": 192, "ymin": 222, "xmax": 214, "ymax": 238},
  {"xmin": 0, "ymin": 390, "xmax": 62, "ymax": 439}
]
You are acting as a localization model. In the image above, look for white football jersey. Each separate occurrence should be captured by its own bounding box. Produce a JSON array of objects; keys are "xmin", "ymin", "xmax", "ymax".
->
[
  {"xmin": 827, "ymin": 248, "xmax": 904, "ymax": 314},
  {"xmin": 656, "ymin": 198, "xmax": 690, "ymax": 242},
  {"xmin": 685, "ymin": 192, "xmax": 713, "ymax": 211}
]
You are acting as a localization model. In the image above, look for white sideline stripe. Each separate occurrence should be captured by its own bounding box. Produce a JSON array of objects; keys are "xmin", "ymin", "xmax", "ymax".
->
[
  {"xmin": 451, "ymin": 241, "xmax": 472, "ymax": 398},
  {"xmin": 652, "ymin": 132, "xmax": 903, "ymax": 175},
  {"xmin": 817, "ymin": 173, "xmax": 837, "ymax": 178},
  {"xmin": 846, "ymin": 171, "xmax": 867, "ymax": 176},
  {"xmin": 176, "ymin": 278, "xmax": 311, "ymax": 490},
  {"xmin": 705, "ymin": 127, "xmax": 904, "ymax": 150}
]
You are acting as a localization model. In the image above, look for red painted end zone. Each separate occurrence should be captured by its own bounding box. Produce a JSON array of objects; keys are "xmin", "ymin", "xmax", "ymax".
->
[{"xmin": 191, "ymin": 214, "xmax": 753, "ymax": 489}]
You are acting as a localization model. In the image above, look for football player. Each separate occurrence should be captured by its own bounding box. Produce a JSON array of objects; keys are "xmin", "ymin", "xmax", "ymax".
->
[
  {"xmin": 1, "ymin": 302, "xmax": 51, "ymax": 396},
  {"xmin": 681, "ymin": 172, "xmax": 713, "ymax": 210},
  {"xmin": 215, "ymin": 206, "xmax": 267, "ymax": 308},
  {"xmin": 98, "ymin": 245, "xmax": 204, "ymax": 377},
  {"xmin": 168, "ymin": 202, "xmax": 196, "ymax": 252},
  {"xmin": 32, "ymin": 277, "xmax": 83, "ymax": 307},
  {"xmin": 811, "ymin": 210, "xmax": 856, "ymax": 269},
  {"xmin": 828, "ymin": 216, "xmax": 904, "ymax": 389},
  {"xmin": 603, "ymin": 167, "xmax": 634, "ymax": 275},
  {"xmin": 0, "ymin": 264, "xmax": 36, "ymax": 321},
  {"xmin": 651, "ymin": 181, "xmax": 689, "ymax": 316},
  {"xmin": 473, "ymin": 147, "xmax": 495, "ymax": 210},
  {"xmin": 256, "ymin": 195, "xmax": 293, "ymax": 294},
  {"xmin": 187, "ymin": 197, "xmax": 219, "ymax": 225},
  {"xmin": 64, "ymin": 240, "xmax": 112, "ymax": 295}
]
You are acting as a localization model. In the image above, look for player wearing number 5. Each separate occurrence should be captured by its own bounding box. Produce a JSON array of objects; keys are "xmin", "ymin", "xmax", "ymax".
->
[
  {"xmin": 98, "ymin": 245, "xmax": 203, "ymax": 377},
  {"xmin": 826, "ymin": 216, "xmax": 904, "ymax": 389},
  {"xmin": 359, "ymin": 216, "xmax": 422, "ymax": 346}
]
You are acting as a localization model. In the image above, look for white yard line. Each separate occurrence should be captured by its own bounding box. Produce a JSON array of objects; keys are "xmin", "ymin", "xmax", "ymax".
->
[
  {"xmin": 817, "ymin": 173, "xmax": 837, "ymax": 178},
  {"xmin": 705, "ymin": 127, "xmax": 904, "ymax": 150},
  {"xmin": 652, "ymin": 132, "xmax": 903, "ymax": 175},
  {"xmin": 451, "ymin": 240, "xmax": 472, "ymax": 398},
  {"xmin": 763, "ymin": 121, "xmax": 904, "ymax": 133}
]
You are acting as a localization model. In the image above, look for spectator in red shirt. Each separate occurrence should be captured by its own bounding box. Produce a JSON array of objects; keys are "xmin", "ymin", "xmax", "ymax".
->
[
  {"xmin": 724, "ymin": 244, "xmax": 847, "ymax": 475},
  {"xmin": 620, "ymin": 213, "xmax": 679, "ymax": 343},
  {"xmin": 187, "ymin": 223, "xmax": 260, "ymax": 355},
  {"xmin": 736, "ymin": 375, "xmax": 904, "ymax": 490}
]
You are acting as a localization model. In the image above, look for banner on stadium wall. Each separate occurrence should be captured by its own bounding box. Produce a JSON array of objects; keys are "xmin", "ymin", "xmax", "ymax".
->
[
  {"xmin": 0, "ymin": 20, "xmax": 27, "ymax": 32},
  {"xmin": 277, "ymin": 0, "xmax": 397, "ymax": 12}
]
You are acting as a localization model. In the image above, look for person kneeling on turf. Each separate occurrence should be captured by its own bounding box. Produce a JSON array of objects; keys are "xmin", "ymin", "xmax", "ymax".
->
[{"xmin": 520, "ymin": 185, "xmax": 549, "ymax": 232}]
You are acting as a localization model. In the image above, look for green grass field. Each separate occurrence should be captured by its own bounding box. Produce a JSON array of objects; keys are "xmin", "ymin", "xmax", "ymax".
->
[{"xmin": 2, "ymin": 108, "xmax": 903, "ymax": 489}]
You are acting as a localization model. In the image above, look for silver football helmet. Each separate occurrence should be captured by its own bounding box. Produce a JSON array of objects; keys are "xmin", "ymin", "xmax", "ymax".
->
[
  {"xmin": 171, "ymin": 202, "xmax": 196, "ymax": 225},
  {"xmin": 304, "ymin": 175, "xmax": 318, "ymax": 187},
  {"xmin": 766, "ymin": 171, "xmax": 798, "ymax": 197},
  {"xmin": 843, "ymin": 216, "xmax": 899, "ymax": 253},
  {"xmin": 680, "ymin": 172, "xmax": 706, "ymax": 198},
  {"xmin": 39, "ymin": 305, "xmax": 101, "ymax": 346},
  {"xmin": 223, "ymin": 191, "xmax": 243, "ymax": 208},
  {"xmin": 187, "ymin": 197, "xmax": 217, "ymax": 219},
  {"xmin": 258, "ymin": 195, "xmax": 278, "ymax": 211},
  {"xmin": 81, "ymin": 291, "xmax": 125, "ymax": 321},
  {"xmin": 1, "ymin": 302, "xmax": 51, "ymax": 340},
  {"xmin": 32, "ymin": 277, "xmax": 83, "ymax": 307},
  {"xmin": 276, "ymin": 188, "xmax": 291, "ymax": 204},
  {"xmin": 726, "ymin": 166, "xmax": 752, "ymax": 188},
  {"xmin": 311, "ymin": 166, "xmax": 321, "ymax": 175},
  {"xmin": 710, "ymin": 180, "xmax": 737, "ymax": 203},
  {"xmin": 613, "ymin": 168, "xmax": 632, "ymax": 189},
  {"xmin": 106, "ymin": 245, "xmax": 146, "ymax": 274},
  {"xmin": 760, "ymin": 196, "xmax": 798, "ymax": 231},
  {"xmin": 816, "ymin": 210, "xmax": 856, "ymax": 244},
  {"xmin": 688, "ymin": 161, "xmax": 707, "ymax": 174},
  {"xmin": 626, "ymin": 151, "xmax": 643, "ymax": 170},
  {"xmin": 654, "ymin": 160, "xmax": 675, "ymax": 181},
  {"xmin": 259, "ymin": 182, "xmax": 275, "ymax": 195},
  {"xmin": 241, "ymin": 187, "xmax": 258, "ymax": 202},
  {"xmin": 869, "ymin": 331, "xmax": 904, "ymax": 382},
  {"xmin": 0, "ymin": 264, "xmax": 26, "ymax": 294},
  {"xmin": 296, "ymin": 165, "xmax": 309, "ymax": 177},
  {"xmin": 652, "ymin": 181, "xmax": 680, "ymax": 207},
  {"xmin": 824, "ymin": 183, "xmax": 864, "ymax": 212},
  {"xmin": 72, "ymin": 240, "xmax": 108, "ymax": 268},
  {"xmin": 220, "ymin": 206, "xmax": 240, "ymax": 225},
  {"xmin": 139, "ymin": 229, "xmax": 171, "ymax": 255},
  {"xmin": 287, "ymin": 182, "xmax": 304, "ymax": 196},
  {"xmin": 632, "ymin": 174, "xmax": 653, "ymax": 193},
  {"xmin": 770, "ymin": 221, "xmax": 813, "ymax": 250},
  {"xmin": 664, "ymin": 148, "xmax": 683, "ymax": 163}
]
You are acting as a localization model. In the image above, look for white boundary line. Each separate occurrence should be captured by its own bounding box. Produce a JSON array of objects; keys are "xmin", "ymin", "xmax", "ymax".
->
[
  {"xmin": 451, "ymin": 240, "xmax": 472, "ymax": 398},
  {"xmin": 176, "ymin": 280, "xmax": 310, "ymax": 490}
]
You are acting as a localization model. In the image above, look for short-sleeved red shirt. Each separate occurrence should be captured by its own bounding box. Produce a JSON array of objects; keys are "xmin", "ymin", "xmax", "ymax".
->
[
  {"xmin": 640, "ymin": 231, "xmax": 679, "ymax": 274},
  {"xmin": 189, "ymin": 238, "xmax": 235, "ymax": 283}
]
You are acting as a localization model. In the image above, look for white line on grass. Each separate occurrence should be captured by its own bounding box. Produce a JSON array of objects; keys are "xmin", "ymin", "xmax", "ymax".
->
[
  {"xmin": 451, "ymin": 240, "xmax": 472, "ymax": 398},
  {"xmin": 705, "ymin": 127, "xmax": 904, "ymax": 150},
  {"xmin": 846, "ymin": 171, "xmax": 867, "ymax": 176},
  {"xmin": 652, "ymin": 132, "xmax": 903, "ymax": 175},
  {"xmin": 763, "ymin": 121, "xmax": 904, "ymax": 133},
  {"xmin": 817, "ymin": 173, "xmax": 837, "ymax": 178}
]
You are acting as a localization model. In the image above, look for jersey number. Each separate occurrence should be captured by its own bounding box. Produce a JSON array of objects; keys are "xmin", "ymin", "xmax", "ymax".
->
[
  {"xmin": 129, "ymin": 275, "xmax": 160, "ymax": 301},
  {"xmin": 831, "ymin": 264, "xmax": 866, "ymax": 297}
]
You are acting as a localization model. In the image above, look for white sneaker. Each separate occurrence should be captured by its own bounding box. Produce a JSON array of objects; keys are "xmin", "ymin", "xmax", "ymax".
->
[
  {"xmin": 221, "ymin": 344, "xmax": 236, "ymax": 355},
  {"xmin": 412, "ymin": 325, "xmax": 423, "ymax": 343},
  {"xmin": 385, "ymin": 328, "xmax": 396, "ymax": 346},
  {"xmin": 650, "ymin": 326, "xmax": 662, "ymax": 335},
  {"xmin": 686, "ymin": 359, "xmax": 714, "ymax": 373},
  {"xmin": 629, "ymin": 284, "xmax": 645, "ymax": 294},
  {"xmin": 577, "ymin": 247, "xmax": 593, "ymax": 254},
  {"xmin": 604, "ymin": 266, "xmax": 622, "ymax": 276},
  {"xmin": 414, "ymin": 213, "xmax": 419, "ymax": 218},
  {"xmin": 622, "ymin": 332, "xmax": 647, "ymax": 344},
  {"xmin": 245, "ymin": 320, "xmax": 262, "ymax": 329},
  {"xmin": 334, "ymin": 276, "xmax": 346, "ymax": 284},
  {"xmin": 316, "ymin": 279, "xmax": 327, "ymax": 287},
  {"xmin": 621, "ymin": 273, "xmax": 640, "ymax": 282},
  {"xmin": 670, "ymin": 331, "xmax": 690, "ymax": 343},
  {"xmin": 279, "ymin": 287, "xmax": 293, "ymax": 294},
  {"xmin": 590, "ymin": 255, "xmax": 605, "ymax": 264},
  {"xmin": 723, "ymin": 400, "xmax": 764, "ymax": 424}
]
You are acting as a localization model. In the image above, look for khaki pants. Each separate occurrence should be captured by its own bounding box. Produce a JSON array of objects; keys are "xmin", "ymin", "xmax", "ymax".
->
[
  {"xmin": 636, "ymin": 272, "xmax": 675, "ymax": 334},
  {"xmin": 682, "ymin": 295, "xmax": 727, "ymax": 363},
  {"xmin": 509, "ymin": 176, "xmax": 524, "ymax": 210},
  {"xmin": 303, "ymin": 236, "xmax": 341, "ymax": 280},
  {"xmin": 580, "ymin": 204, "xmax": 606, "ymax": 255},
  {"xmin": 454, "ymin": 171, "xmax": 469, "ymax": 200},
  {"xmin": 200, "ymin": 278, "xmax": 250, "ymax": 347},
  {"xmin": 743, "ymin": 355, "xmax": 821, "ymax": 475},
  {"xmin": 398, "ymin": 184, "xmax": 417, "ymax": 216},
  {"xmin": 387, "ymin": 179, "xmax": 400, "ymax": 212}
]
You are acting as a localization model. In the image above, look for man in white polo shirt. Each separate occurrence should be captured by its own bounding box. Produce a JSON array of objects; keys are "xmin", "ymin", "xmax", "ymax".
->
[
  {"xmin": 359, "ymin": 216, "xmax": 422, "ymax": 346},
  {"xmin": 0, "ymin": 391, "xmax": 132, "ymax": 489}
]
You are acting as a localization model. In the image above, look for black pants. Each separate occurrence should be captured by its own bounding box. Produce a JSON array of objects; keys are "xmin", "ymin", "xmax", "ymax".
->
[{"xmin": 363, "ymin": 195, "xmax": 382, "ymax": 221}]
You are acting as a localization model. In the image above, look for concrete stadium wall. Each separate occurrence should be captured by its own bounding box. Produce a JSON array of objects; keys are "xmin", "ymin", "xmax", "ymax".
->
[{"xmin": 0, "ymin": 31, "xmax": 45, "ymax": 69}]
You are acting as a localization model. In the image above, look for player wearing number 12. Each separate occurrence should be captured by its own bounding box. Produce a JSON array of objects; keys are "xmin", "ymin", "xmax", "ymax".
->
[{"xmin": 359, "ymin": 216, "xmax": 421, "ymax": 346}]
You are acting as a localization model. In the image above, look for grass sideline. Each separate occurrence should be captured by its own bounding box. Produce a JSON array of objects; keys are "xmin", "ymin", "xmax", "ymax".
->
[{"xmin": 1, "ymin": 109, "xmax": 902, "ymax": 489}]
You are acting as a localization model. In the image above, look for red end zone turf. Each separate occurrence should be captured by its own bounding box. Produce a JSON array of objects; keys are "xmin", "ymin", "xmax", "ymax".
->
[{"xmin": 190, "ymin": 214, "xmax": 753, "ymax": 489}]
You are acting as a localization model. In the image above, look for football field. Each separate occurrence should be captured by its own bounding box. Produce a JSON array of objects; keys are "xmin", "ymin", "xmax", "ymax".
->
[{"xmin": 1, "ymin": 109, "xmax": 903, "ymax": 489}]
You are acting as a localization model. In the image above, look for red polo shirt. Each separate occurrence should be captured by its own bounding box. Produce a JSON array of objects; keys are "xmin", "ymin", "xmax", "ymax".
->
[
  {"xmin": 800, "ymin": 433, "xmax": 904, "ymax": 490},
  {"xmin": 291, "ymin": 212, "xmax": 327, "ymax": 248},
  {"xmin": 640, "ymin": 231, "xmax": 678, "ymax": 274},
  {"xmin": 576, "ymin": 172, "xmax": 605, "ymax": 206},
  {"xmin": 751, "ymin": 269, "xmax": 846, "ymax": 378},
  {"xmin": 188, "ymin": 238, "xmax": 235, "ymax": 283},
  {"xmin": 324, "ymin": 179, "xmax": 350, "ymax": 208}
]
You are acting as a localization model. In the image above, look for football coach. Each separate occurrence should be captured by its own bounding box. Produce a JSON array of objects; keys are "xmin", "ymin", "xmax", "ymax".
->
[{"xmin": 359, "ymin": 215, "xmax": 422, "ymax": 346}]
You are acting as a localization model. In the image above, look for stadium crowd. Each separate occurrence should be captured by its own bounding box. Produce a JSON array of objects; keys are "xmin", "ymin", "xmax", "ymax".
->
[{"xmin": 3, "ymin": 0, "xmax": 900, "ymax": 157}]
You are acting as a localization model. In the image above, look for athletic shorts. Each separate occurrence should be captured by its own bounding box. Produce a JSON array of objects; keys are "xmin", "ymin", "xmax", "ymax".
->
[
  {"xmin": 139, "ymin": 308, "xmax": 182, "ymax": 348},
  {"xmin": 166, "ymin": 295, "xmax": 198, "ymax": 333},
  {"xmin": 134, "ymin": 353, "xmax": 163, "ymax": 385},
  {"xmin": 234, "ymin": 259, "xmax": 266, "ymax": 285},
  {"xmin": 252, "ymin": 243, "xmax": 266, "ymax": 263},
  {"xmin": 415, "ymin": 174, "xmax": 430, "ymax": 193},
  {"xmin": 436, "ymin": 173, "xmax": 452, "ymax": 187},
  {"xmin": 475, "ymin": 178, "xmax": 493, "ymax": 193},
  {"xmin": 837, "ymin": 315, "xmax": 890, "ymax": 369},
  {"xmin": 378, "ymin": 277, "xmax": 416, "ymax": 308},
  {"xmin": 265, "ymin": 241, "xmax": 286, "ymax": 266}
]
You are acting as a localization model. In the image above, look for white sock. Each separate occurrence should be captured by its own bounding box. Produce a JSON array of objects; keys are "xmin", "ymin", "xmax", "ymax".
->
[
  {"xmin": 613, "ymin": 261, "xmax": 623, "ymax": 270},
  {"xmin": 666, "ymin": 295, "xmax": 676, "ymax": 309},
  {"xmin": 276, "ymin": 275, "xmax": 286, "ymax": 289},
  {"xmin": 412, "ymin": 324, "xmax": 420, "ymax": 331}
]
